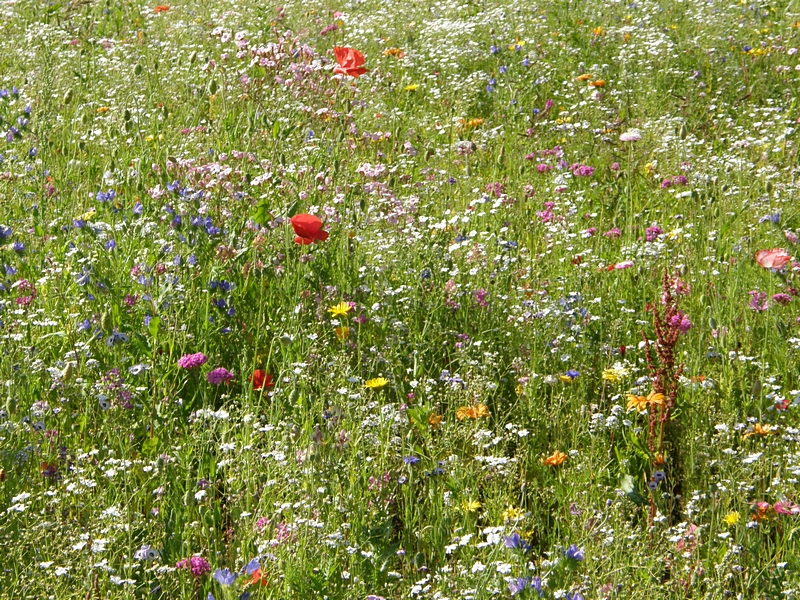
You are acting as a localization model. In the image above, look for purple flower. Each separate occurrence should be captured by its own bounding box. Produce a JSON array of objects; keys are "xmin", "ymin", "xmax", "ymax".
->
[
  {"xmin": 213, "ymin": 568, "xmax": 237, "ymax": 585},
  {"xmin": 748, "ymin": 291, "xmax": 769, "ymax": 312},
  {"xmin": 565, "ymin": 544, "xmax": 584, "ymax": 561},
  {"xmin": 509, "ymin": 578, "xmax": 529, "ymax": 596},
  {"xmin": 178, "ymin": 352, "xmax": 208, "ymax": 369},
  {"xmin": 176, "ymin": 556, "xmax": 211, "ymax": 578},
  {"xmin": 603, "ymin": 227, "xmax": 621, "ymax": 238},
  {"xmin": 668, "ymin": 310, "xmax": 693, "ymax": 333},
  {"xmin": 207, "ymin": 367, "xmax": 235, "ymax": 385},
  {"xmin": 645, "ymin": 225, "xmax": 663, "ymax": 242},
  {"xmin": 403, "ymin": 456, "xmax": 420, "ymax": 465},
  {"xmin": 773, "ymin": 293, "xmax": 792, "ymax": 306},
  {"xmin": 244, "ymin": 558, "xmax": 261, "ymax": 574},
  {"xmin": 504, "ymin": 532, "xmax": 531, "ymax": 552}
]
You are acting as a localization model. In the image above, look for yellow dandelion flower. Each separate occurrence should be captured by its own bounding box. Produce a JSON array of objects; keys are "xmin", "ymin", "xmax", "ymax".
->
[
  {"xmin": 404, "ymin": 84, "xmax": 419, "ymax": 91},
  {"xmin": 327, "ymin": 301, "xmax": 352, "ymax": 317},
  {"xmin": 723, "ymin": 511, "xmax": 740, "ymax": 526},
  {"xmin": 502, "ymin": 506, "xmax": 525, "ymax": 521},
  {"xmin": 365, "ymin": 377, "xmax": 389, "ymax": 390},
  {"xmin": 463, "ymin": 499, "xmax": 482, "ymax": 513}
]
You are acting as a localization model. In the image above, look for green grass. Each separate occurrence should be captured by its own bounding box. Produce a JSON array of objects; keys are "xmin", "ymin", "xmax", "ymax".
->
[{"xmin": 2, "ymin": 0, "xmax": 800, "ymax": 598}]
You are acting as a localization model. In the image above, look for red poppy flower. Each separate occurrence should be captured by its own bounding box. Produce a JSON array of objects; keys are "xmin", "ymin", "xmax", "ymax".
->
[
  {"xmin": 250, "ymin": 369, "xmax": 274, "ymax": 391},
  {"xmin": 290, "ymin": 213, "xmax": 329, "ymax": 245},
  {"xmin": 333, "ymin": 47, "xmax": 369, "ymax": 78},
  {"xmin": 246, "ymin": 568, "xmax": 269, "ymax": 587}
]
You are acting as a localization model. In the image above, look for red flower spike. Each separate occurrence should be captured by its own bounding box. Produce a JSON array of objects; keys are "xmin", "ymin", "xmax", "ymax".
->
[
  {"xmin": 333, "ymin": 47, "xmax": 369, "ymax": 78},
  {"xmin": 250, "ymin": 370, "xmax": 274, "ymax": 391},
  {"xmin": 290, "ymin": 213, "xmax": 329, "ymax": 245}
]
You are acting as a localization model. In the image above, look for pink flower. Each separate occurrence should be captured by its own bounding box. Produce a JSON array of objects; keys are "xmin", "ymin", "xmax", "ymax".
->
[
  {"xmin": 772, "ymin": 293, "xmax": 792, "ymax": 306},
  {"xmin": 603, "ymin": 227, "xmax": 621, "ymax": 238},
  {"xmin": 177, "ymin": 353, "xmax": 208, "ymax": 369},
  {"xmin": 748, "ymin": 291, "xmax": 769, "ymax": 312},
  {"xmin": 176, "ymin": 556, "xmax": 211, "ymax": 578},
  {"xmin": 645, "ymin": 225, "xmax": 663, "ymax": 242},
  {"xmin": 785, "ymin": 230, "xmax": 799, "ymax": 245},
  {"xmin": 207, "ymin": 367, "xmax": 235, "ymax": 385},
  {"xmin": 614, "ymin": 260, "xmax": 634, "ymax": 270}
]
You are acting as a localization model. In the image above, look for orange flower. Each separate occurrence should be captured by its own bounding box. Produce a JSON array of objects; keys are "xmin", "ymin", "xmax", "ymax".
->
[
  {"xmin": 428, "ymin": 413, "xmax": 443, "ymax": 429},
  {"xmin": 383, "ymin": 47, "xmax": 406, "ymax": 58},
  {"xmin": 335, "ymin": 326, "xmax": 350, "ymax": 341},
  {"xmin": 575, "ymin": 73, "xmax": 593, "ymax": 81},
  {"xmin": 154, "ymin": 5, "xmax": 170, "ymax": 13},
  {"xmin": 543, "ymin": 450, "xmax": 568, "ymax": 467},
  {"xmin": 456, "ymin": 403, "xmax": 490, "ymax": 421},
  {"xmin": 333, "ymin": 47, "xmax": 369, "ymax": 78},
  {"xmin": 589, "ymin": 79, "xmax": 606, "ymax": 87},
  {"xmin": 743, "ymin": 423, "xmax": 778, "ymax": 438}
]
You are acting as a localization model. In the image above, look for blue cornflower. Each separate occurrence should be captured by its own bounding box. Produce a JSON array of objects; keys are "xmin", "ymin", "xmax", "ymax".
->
[
  {"xmin": 212, "ymin": 568, "xmax": 237, "ymax": 585},
  {"xmin": 133, "ymin": 201, "xmax": 143, "ymax": 215},
  {"xmin": 503, "ymin": 532, "xmax": 531, "ymax": 552},
  {"xmin": 420, "ymin": 268, "xmax": 432, "ymax": 280},
  {"xmin": 566, "ymin": 369, "xmax": 580, "ymax": 379},
  {"xmin": 403, "ymin": 456, "xmax": 420, "ymax": 465},
  {"xmin": 12, "ymin": 241, "xmax": 24, "ymax": 253},
  {"xmin": 490, "ymin": 44, "xmax": 500, "ymax": 53},
  {"xmin": 565, "ymin": 544, "xmax": 584, "ymax": 561},
  {"xmin": 0, "ymin": 226, "xmax": 12, "ymax": 240}
]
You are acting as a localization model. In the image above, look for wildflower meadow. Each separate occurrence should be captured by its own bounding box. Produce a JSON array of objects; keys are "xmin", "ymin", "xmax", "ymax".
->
[{"xmin": 3, "ymin": 0, "xmax": 800, "ymax": 597}]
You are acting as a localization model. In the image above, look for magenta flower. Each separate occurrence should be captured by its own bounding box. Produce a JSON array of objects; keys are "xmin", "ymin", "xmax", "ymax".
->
[
  {"xmin": 668, "ymin": 310, "xmax": 693, "ymax": 334},
  {"xmin": 207, "ymin": 367, "xmax": 235, "ymax": 385},
  {"xmin": 176, "ymin": 556, "xmax": 211, "ymax": 578},
  {"xmin": 177, "ymin": 352, "xmax": 207, "ymax": 369},
  {"xmin": 645, "ymin": 225, "xmax": 663, "ymax": 242},
  {"xmin": 536, "ymin": 163, "xmax": 553, "ymax": 173},
  {"xmin": 603, "ymin": 227, "xmax": 621, "ymax": 238},
  {"xmin": 748, "ymin": 291, "xmax": 769, "ymax": 312},
  {"xmin": 773, "ymin": 293, "xmax": 792, "ymax": 306}
]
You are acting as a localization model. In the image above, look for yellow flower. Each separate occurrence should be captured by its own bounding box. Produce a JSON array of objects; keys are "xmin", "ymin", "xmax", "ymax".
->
[
  {"xmin": 602, "ymin": 366, "xmax": 628, "ymax": 384},
  {"xmin": 327, "ymin": 301, "xmax": 352, "ymax": 317},
  {"xmin": 96, "ymin": 106, "xmax": 110, "ymax": 114},
  {"xmin": 543, "ymin": 450, "xmax": 568, "ymax": 467},
  {"xmin": 626, "ymin": 391, "xmax": 666, "ymax": 413},
  {"xmin": 404, "ymin": 84, "xmax": 419, "ymax": 91},
  {"xmin": 591, "ymin": 26, "xmax": 605, "ymax": 36},
  {"xmin": 723, "ymin": 511, "xmax": 740, "ymax": 526},
  {"xmin": 79, "ymin": 209, "xmax": 96, "ymax": 222},
  {"xmin": 502, "ymin": 506, "xmax": 525, "ymax": 521},
  {"xmin": 463, "ymin": 499, "xmax": 482, "ymax": 513},
  {"xmin": 365, "ymin": 377, "xmax": 389, "ymax": 390},
  {"xmin": 559, "ymin": 375, "xmax": 573, "ymax": 383}
]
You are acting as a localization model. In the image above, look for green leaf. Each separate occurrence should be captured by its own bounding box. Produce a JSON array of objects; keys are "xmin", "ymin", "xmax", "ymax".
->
[
  {"xmin": 142, "ymin": 436, "xmax": 160, "ymax": 456},
  {"xmin": 148, "ymin": 316, "xmax": 161, "ymax": 338}
]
